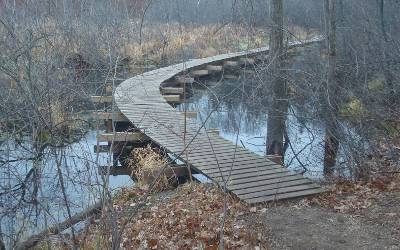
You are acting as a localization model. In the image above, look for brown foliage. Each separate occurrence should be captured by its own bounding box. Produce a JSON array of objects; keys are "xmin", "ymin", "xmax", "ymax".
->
[{"xmin": 115, "ymin": 183, "xmax": 268, "ymax": 249}]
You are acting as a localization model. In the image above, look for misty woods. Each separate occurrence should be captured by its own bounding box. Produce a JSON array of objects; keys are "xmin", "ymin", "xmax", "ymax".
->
[{"xmin": 0, "ymin": 0, "xmax": 399, "ymax": 249}]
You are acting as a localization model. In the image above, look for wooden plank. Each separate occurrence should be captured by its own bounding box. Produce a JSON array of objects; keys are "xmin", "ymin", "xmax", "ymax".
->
[
  {"xmin": 93, "ymin": 111, "xmax": 128, "ymax": 122},
  {"xmin": 233, "ymin": 178, "xmax": 313, "ymax": 195},
  {"xmin": 223, "ymin": 60, "xmax": 239, "ymax": 67},
  {"xmin": 94, "ymin": 144, "xmax": 135, "ymax": 153},
  {"xmin": 97, "ymin": 132, "xmax": 148, "ymax": 142},
  {"xmin": 172, "ymin": 144, "xmax": 259, "ymax": 159},
  {"xmin": 175, "ymin": 76, "xmax": 194, "ymax": 84},
  {"xmin": 161, "ymin": 136, "xmax": 245, "ymax": 151},
  {"xmin": 194, "ymin": 158, "xmax": 280, "ymax": 173},
  {"xmin": 191, "ymin": 69, "xmax": 209, "ymax": 77},
  {"xmin": 206, "ymin": 65, "xmax": 223, "ymax": 72},
  {"xmin": 203, "ymin": 160, "xmax": 282, "ymax": 173},
  {"xmin": 202, "ymin": 164, "xmax": 284, "ymax": 177},
  {"xmin": 167, "ymin": 141, "xmax": 264, "ymax": 160},
  {"xmin": 210, "ymin": 167, "xmax": 289, "ymax": 182},
  {"xmin": 160, "ymin": 87, "xmax": 184, "ymax": 95},
  {"xmin": 203, "ymin": 162, "xmax": 284, "ymax": 175},
  {"xmin": 239, "ymin": 57, "xmax": 255, "ymax": 65},
  {"xmin": 220, "ymin": 171, "xmax": 299, "ymax": 186},
  {"xmin": 163, "ymin": 95, "xmax": 181, "ymax": 103},
  {"xmin": 91, "ymin": 96, "xmax": 113, "ymax": 103},
  {"xmin": 182, "ymin": 143, "xmax": 260, "ymax": 157},
  {"xmin": 206, "ymin": 128, "xmax": 219, "ymax": 135},
  {"xmin": 238, "ymin": 183, "xmax": 321, "ymax": 200},
  {"xmin": 187, "ymin": 151, "xmax": 263, "ymax": 164},
  {"xmin": 193, "ymin": 160, "xmax": 282, "ymax": 175},
  {"xmin": 168, "ymin": 140, "xmax": 253, "ymax": 156},
  {"xmin": 245, "ymin": 188, "xmax": 325, "ymax": 204}
]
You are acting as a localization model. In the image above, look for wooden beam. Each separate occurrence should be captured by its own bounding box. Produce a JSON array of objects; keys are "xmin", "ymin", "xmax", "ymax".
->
[
  {"xmin": 160, "ymin": 87, "xmax": 184, "ymax": 95},
  {"xmin": 91, "ymin": 96, "xmax": 113, "ymax": 103},
  {"xmin": 191, "ymin": 69, "xmax": 209, "ymax": 77},
  {"xmin": 97, "ymin": 132, "xmax": 148, "ymax": 142},
  {"xmin": 207, "ymin": 128, "xmax": 220, "ymax": 135},
  {"xmin": 163, "ymin": 95, "xmax": 181, "ymax": 103},
  {"xmin": 175, "ymin": 76, "xmax": 195, "ymax": 84},
  {"xmin": 93, "ymin": 111, "xmax": 128, "ymax": 122},
  {"xmin": 94, "ymin": 144, "xmax": 135, "ymax": 153},
  {"xmin": 223, "ymin": 60, "xmax": 239, "ymax": 67},
  {"xmin": 206, "ymin": 65, "xmax": 223, "ymax": 72},
  {"xmin": 239, "ymin": 57, "xmax": 256, "ymax": 65}
]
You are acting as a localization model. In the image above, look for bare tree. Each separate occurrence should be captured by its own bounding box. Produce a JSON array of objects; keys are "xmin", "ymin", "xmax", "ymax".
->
[
  {"xmin": 266, "ymin": 0, "xmax": 287, "ymax": 163},
  {"xmin": 323, "ymin": 0, "xmax": 338, "ymax": 177}
]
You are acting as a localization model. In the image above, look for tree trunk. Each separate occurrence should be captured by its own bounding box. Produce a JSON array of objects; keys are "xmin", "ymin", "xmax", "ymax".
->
[
  {"xmin": 323, "ymin": 0, "xmax": 339, "ymax": 177},
  {"xmin": 377, "ymin": 0, "xmax": 395, "ymax": 103},
  {"xmin": 266, "ymin": 0, "xmax": 287, "ymax": 164}
]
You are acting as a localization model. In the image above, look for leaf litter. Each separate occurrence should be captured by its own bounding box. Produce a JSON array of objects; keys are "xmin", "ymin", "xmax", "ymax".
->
[{"xmin": 116, "ymin": 183, "xmax": 269, "ymax": 249}]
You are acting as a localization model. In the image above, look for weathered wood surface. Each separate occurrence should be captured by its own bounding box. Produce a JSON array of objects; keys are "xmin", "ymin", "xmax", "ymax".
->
[
  {"xmin": 160, "ymin": 87, "xmax": 184, "ymax": 94},
  {"xmin": 91, "ymin": 95, "xmax": 113, "ymax": 103},
  {"xmin": 93, "ymin": 111, "xmax": 128, "ymax": 122},
  {"xmin": 115, "ymin": 37, "xmax": 324, "ymax": 203},
  {"xmin": 97, "ymin": 132, "xmax": 148, "ymax": 142},
  {"xmin": 206, "ymin": 65, "xmax": 223, "ymax": 72},
  {"xmin": 191, "ymin": 69, "xmax": 209, "ymax": 77}
]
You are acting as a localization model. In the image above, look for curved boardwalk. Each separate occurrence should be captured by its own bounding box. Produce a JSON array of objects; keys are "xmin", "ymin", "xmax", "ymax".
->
[{"xmin": 115, "ymin": 38, "xmax": 324, "ymax": 203}]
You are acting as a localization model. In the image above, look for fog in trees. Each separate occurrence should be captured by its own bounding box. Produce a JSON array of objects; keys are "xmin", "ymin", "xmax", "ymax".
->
[{"xmin": 0, "ymin": 0, "xmax": 399, "ymax": 249}]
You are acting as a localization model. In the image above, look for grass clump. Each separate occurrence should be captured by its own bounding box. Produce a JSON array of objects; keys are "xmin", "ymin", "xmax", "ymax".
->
[{"xmin": 125, "ymin": 145, "xmax": 176, "ymax": 192}]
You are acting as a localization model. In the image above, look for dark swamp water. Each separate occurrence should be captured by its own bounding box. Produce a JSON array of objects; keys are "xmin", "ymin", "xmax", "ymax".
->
[{"xmin": 178, "ymin": 45, "xmax": 350, "ymax": 179}]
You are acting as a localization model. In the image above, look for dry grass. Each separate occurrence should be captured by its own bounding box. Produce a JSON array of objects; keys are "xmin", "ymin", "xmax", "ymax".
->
[
  {"xmin": 121, "ymin": 23, "xmax": 268, "ymax": 67},
  {"xmin": 125, "ymin": 145, "xmax": 176, "ymax": 191}
]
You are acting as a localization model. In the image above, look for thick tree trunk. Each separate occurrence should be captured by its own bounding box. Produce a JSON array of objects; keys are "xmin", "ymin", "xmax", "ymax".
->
[
  {"xmin": 323, "ymin": 0, "xmax": 339, "ymax": 177},
  {"xmin": 266, "ymin": 0, "xmax": 287, "ymax": 164}
]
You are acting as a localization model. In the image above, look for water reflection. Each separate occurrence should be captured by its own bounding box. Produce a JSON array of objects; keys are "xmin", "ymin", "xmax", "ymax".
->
[
  {"xmin": 0, "ymin": 131, "xmax": 132, "ymax": 246},
  {"xmin": 178, "ymin": 73, "xmax": 327, "ymax": 178}
]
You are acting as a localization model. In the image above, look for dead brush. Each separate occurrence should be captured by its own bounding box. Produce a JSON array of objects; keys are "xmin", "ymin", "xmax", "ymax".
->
[{"xmin": 125, "ymin": 145, "xmax": 177, "ymax": 192}]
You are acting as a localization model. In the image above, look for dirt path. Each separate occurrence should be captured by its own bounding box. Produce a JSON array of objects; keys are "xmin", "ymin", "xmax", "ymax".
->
[{"xmin": 243, "ymin": 191, "xmax": 400, "ymax": 250}]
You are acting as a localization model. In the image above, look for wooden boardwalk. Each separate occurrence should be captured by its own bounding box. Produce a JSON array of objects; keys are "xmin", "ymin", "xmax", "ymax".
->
[{"xmin": 114, "ymin": 38, "xmax": 324, "ymax": 203}]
